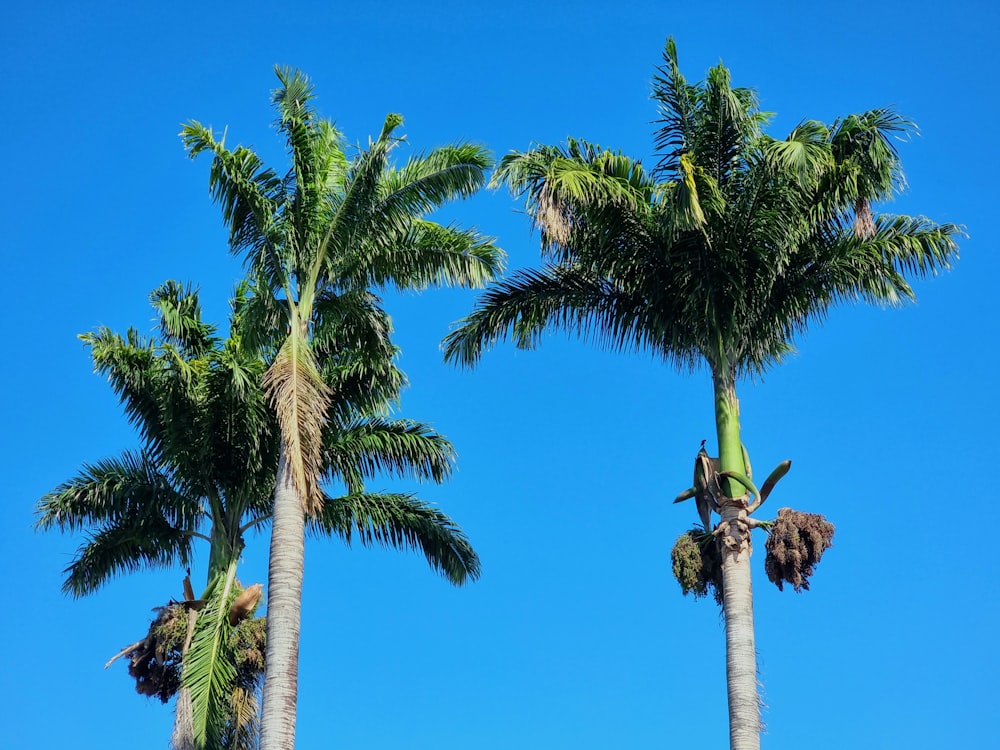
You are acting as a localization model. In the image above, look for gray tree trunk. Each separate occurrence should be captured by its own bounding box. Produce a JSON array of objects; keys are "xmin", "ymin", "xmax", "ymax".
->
[
  {"xmin": 719, "ymin": 502, "xmax": 759, "ymax": 750},
  {"xmin": 171, "ymin": 688, "xmax": 196, "ymax": 750},
  {"xmin": 259, "ymin": 454, "xmax": 305, "ymax": 750},
  {"xmin": 171, "ymin": 606, "xmax": 199, "ymax": 750}
]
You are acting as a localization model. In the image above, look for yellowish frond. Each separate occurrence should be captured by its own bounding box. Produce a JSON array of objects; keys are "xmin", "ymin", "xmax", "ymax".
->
[
  {"xmin": 262, "ymin": 333, "xmax": 331, "ymax": 515},
  {"xmin": 228, "ymin": 685, "xmax": 260, "ymax": 750},
  {"xmin": 536, "ymin": 183, "xmax": 573, "ymax": 246}
]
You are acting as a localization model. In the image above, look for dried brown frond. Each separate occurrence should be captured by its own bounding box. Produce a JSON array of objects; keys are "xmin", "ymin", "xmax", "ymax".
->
[
  {"xmin": 764, "ymin": 507, "xmax": 835, "ymax": 592},
  {"xmin": 228, "ymin": 583, "xmax": 263, "ymax": 626},
  {"xmin": 671, "ymin": 529, "xmax": 723, "ymax": 605},
  {"xmin": 536, "ymin": 183, "xmax": 574, "ymax": 247},
  {"xmin": 853, "ymin": 198, "xmax": 876, "ymax": 239},
  {"xmin": 263, "ymin": 332, "xmax": 331, "ymax": 515}
]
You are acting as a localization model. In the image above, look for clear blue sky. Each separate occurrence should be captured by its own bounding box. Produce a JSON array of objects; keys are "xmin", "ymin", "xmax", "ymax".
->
[{"xmin": 4, "ymin": 1, "xmax": 996, "ymax": 748}]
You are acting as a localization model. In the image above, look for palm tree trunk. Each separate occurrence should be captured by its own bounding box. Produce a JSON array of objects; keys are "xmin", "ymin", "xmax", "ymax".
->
[
  {"xmin": 171, "ymin": 686, "xmax": 196, "ymax": 750},
  {"xmin": 172, "ymin": 580, "xmax": 201, "ymax": 750},
  {"xmin": 260, "ymin": 452, "xmax": 305, "ymax": 750},
  {"xmin": 713, "ymin": 370, "xmax": 759, "ymax": 750}
]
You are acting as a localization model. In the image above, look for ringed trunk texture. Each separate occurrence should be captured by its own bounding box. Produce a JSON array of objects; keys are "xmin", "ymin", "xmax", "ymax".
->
[
  {"xmin": 171, "ymin": 589, "xmax": 200, "ymax": 750},
  {"xmin": 171, "ymin": 687, "xmax": 195, "ymax": 750},
  {"xmin": 260, "ymin": 453, "xmax": 306, "ymax": 750},
  {"xmin": 713, "ymin": 372, "xmax": 760, "ymax": 750}
]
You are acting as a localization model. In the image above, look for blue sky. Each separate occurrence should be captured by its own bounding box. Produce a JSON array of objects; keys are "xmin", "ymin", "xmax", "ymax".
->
[{"xmin": 4, "ymin": 1, "xmax": 997, "ymax": 748}]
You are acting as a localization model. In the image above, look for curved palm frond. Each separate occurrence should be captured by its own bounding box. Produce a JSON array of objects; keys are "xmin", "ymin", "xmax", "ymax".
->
[
  {"xmin": 651, "ymin": 37, "xmax": 699, "ymax": 178},
  {"xmin": 375, "ymin": 143, "xmax": 492, "ymax": 223},
  {"xmin": 36, "ymin": 451, "xmax": 201, "ymax": 534},
  {"xmin": 262, "ymin": 331, "xmax": 331, "ymax": 515},
  {"xmin": 324, "ymin": 417, "xmax": 456, "ymax": 490},
  {"xmin": 62, "ymin": 516, "xmax": 197, "ymax": 597},
  {"xmin": 443, "ymin": 263, "xmax": 701, "ymax": 371},
  {"xmin": 184, "ymin": 561, "xmax": 239, "ymax": 750},
  {"xmin": 311, "ymin": 112, "xmax": 405, "ymax": 295},
  {"xmin": 353, "ymin": 220, "xmax": 503, "ymax": 291},
  {"xmin": 181, "ymin": 122, "xmax": 286, "ymax": 292},
  {"xmin": 150, "ymin": 281, "xmax": 219, "ymax": 359},
  {"xmin": 311, "ymin": 492, "xmax": 480, "ymax": 585}
]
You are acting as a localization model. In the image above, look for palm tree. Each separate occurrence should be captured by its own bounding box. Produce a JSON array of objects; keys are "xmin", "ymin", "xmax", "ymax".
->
[
  {"xmin": 38, "ymin": 283, "xmax": 481, "ymax": 750},
  {"xmin": 443, "ymin": 39, "xmax": 962, "ymax": 750},
  {"xmin": 181, "ymin": 67, "xmax": 503, "ymax": 750}
]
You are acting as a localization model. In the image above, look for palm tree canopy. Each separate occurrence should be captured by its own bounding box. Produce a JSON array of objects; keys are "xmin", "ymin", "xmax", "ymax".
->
[
  {"xmin": 443, "ymin": 38, "xmax": 962, "ymax": 382},
  {"xmin": 36, "ymin": 282, "xmax": 276, "ymax": 595},
  {"xmin": 181, "ymin": 67, "xmax": 504, "ymax": 512},
  {"xmin": 38, "ymin": 283, "xmax": 481, "ymax": 595},
  {"xmin": 38, "ymin": 279, "xmax": 480, "ymax": 750}
]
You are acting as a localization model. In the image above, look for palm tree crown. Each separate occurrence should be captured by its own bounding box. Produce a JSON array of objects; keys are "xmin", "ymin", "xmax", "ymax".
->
[
  {"xmin": 38, "ymin": 282, "xmax": 481, "ymax": 750},
  {"xmin": 444, "ymin": 38, "xmax": 960, "ymax": 382},
  {"xmin": 443, "ymin": 38, "xmax": 962, "ymax": 750},
  {"xmin": 182, "ymin": 67, "xmax": 502, "ymax": 750}
]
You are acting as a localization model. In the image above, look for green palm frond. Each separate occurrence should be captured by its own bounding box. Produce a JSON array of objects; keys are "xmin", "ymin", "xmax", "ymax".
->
[
  {"xmin": 374, "ymin": 143, "xmax": 491, "ymax": 225},
  {"xmin": 444, "ymin": 264, "xmax": 697, "ymax": 369},
  {"xmin": 651, "ymin": 37, "xmax": 699, "ymax": 177},
  {"xmin": 62, "ymin": 515, "xmax": 197, "ymax": 597},
  {"xmin": 184, "ymin": 561, "xmax": 239, "ymax": 750},
  {"xmin": 181, "ymin": 122, "xmax": 285, "ymax": 291},
  {"xmin": 82, "ymin": 327, "xmax": 164, "ymax": 445},
  {"xmin": 150, "ymin": 281, "xmax": 219, "ymax": 358},
  {"xmin": 36, "ymin": 451, "xmax": 201, "ymax": 533},
  {"xmin": 760, "ymin": 121, "xmax": 832, "ymax": 190},
  {"xmin": 324, "ymin": 417, "xmax": 456, "ymax": 490},
  {"xmin": 310, "ymin": 112, "xmax": 405, "ymax": 295},
  {"xmin": 354, "ymin": 220, "xmax": 503, "ymax": 291},
  {"xmin": 311, "ymin": 288, "xmax": 396, "ymax": 364},
  {"xmin": 311, "ymin": 492, "xmax": 480, "ymax": 585}
]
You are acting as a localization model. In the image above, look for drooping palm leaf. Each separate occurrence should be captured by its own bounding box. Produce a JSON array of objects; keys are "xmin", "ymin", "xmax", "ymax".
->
[
  {"xmin": 312, "ymin": 492, "xmax": 480, "ymax": 585},
  {"xmin": 262, "ymin": 331, "xmax": 331, "ymax": 515},
  {"xmin": 183, "ymin": 561, "xmax": 239, "ymax": 750}
]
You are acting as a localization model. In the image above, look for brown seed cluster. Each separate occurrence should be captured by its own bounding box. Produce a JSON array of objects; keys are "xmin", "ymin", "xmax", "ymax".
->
[
  {"xmin": 764, "ymin": 508, "xmax": 835, "ymax": 592},
  {"xmin": 122, "ymin": 590, "xmax": 267, "ymax": 702},
  {"xmin": 127, "ymin": 604, "xmax": 187, "ymax": 702}
]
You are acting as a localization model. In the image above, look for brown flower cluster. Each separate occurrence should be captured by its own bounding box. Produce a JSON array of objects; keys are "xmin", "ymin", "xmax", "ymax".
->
[{"xmin": 764, "ymin": 508, "xmax": 834, "ymax": 592}]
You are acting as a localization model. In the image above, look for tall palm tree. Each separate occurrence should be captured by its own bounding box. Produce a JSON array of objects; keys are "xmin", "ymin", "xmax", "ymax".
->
[
  {"xmin": 38, "ymin": 283, "xmax": 481, "ymax": 750},
  {"xmin": 181, "ymin": 67, "xmax": 503, "ymax": 750},
  {"xmin": 443, "ymin": 39, "xmax": 962, "ymax": 750}
]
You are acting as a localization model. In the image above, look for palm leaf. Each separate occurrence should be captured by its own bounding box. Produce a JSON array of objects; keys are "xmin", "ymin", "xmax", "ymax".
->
[
  {"xmin": 62, "ymin": 515, "xmax": 196, "ymax": 597},
  {"xmin": 150, "ymin": 281, "xmax": 219, "ymax": 358},
  {"xmin": 324, "ymin": 417, "xmax": 456, "ymax": 490},
  {"xmin": 263, "ymin": 331, "xmax": 331, "ymax": 514},
  {"xmin": 183, "ymin": 561, "xmax": 239, "ymax": 750},
  {"xmin": 311, "ymin": 492, "xmax": 480, "ymax": 585}
]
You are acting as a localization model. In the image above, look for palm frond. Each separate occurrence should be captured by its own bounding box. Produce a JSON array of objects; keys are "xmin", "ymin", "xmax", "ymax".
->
[
  {"xmin": 311, "ymin": 492, "xmax": 480, "ymax": 585},
  {"xmin": 262, "ymin": 331, "xmax": 331, "ymax": 515},
  {"xmin": 61, "ymin": 516, "xmax": 196, "ymax": 597},
  {"xmin": 311, "ymin": 112, "xmax": 404, "ymax": 293},
  {"xmin": 374, "ymin": 143, "xmax": 491, "ymax": 224},
  {"xmin": 651, "ymin": 36, "xmax": 699, "ymax": 177},
  {"xmin": 184, "ymin": 562, "xmax": 239, "ymax": 750},
  {"xmin": 324, "ymin": 417, "xmax": 456, "ymax": 487},
  {"xmin": 353, "ymin": 220, "xmax": 504, "ymax": 291},
  {"xmin": 36, "ymin": 451, "xmax": 200, "ymax": 533},
  {"xmin": 150, "ymin": 281, "xmax": 218, "ymax": 358},
  {"xmin": 181, "ymin": 122, "xmax": 286, "ymax": 291}
]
